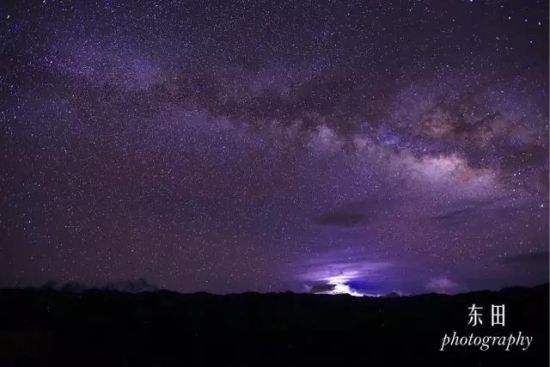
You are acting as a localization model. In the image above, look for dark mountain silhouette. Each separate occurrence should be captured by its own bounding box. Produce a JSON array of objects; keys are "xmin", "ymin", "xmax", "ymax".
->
[
  {"xmin": 0, "ymin": 284, "xmax": 547, "ymax": 366},
  {"xmin": 383, "ymin": 291, "xmax": 401, "ymax": 298},
  {"xmin": 39, "ymin": 278, "xmax": 158, "ymax": 294}
]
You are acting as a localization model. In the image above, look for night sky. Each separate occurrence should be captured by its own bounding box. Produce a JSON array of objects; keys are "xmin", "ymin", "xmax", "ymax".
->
[{"xmin": 1, "ymin": 0, "xmax": 548, "ymax": 296}]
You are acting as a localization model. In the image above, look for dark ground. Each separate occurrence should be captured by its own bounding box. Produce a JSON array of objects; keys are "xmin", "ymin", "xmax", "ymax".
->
[{"xmin": 0, "ymin": 284, "xmax": 547, "ymax": 366}]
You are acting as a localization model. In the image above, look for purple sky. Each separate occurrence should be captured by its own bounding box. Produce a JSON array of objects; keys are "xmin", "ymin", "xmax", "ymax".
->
[{"xmin": 1, "ymin": 0, "xmax": 548, "ymax": 295}]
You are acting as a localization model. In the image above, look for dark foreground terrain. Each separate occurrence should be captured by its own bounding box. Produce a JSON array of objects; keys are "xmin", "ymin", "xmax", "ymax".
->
[{"xmin": 0, "ymin": 284, "xmax": 547, "ymax": 366}]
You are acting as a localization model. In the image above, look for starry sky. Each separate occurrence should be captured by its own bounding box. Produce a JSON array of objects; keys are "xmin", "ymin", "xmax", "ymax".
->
[{"xmin": 1, "ymin": 0, "xmax": 548, "ymax": 295}]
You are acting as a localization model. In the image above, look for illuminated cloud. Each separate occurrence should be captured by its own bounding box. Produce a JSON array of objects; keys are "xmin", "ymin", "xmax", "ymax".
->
[
  {"xmin": 426, "ymin": 277, "xmax": 464, "ymax": 294},
  {"xmin": 301, "ymin": 250, "xmax": 391, "ymax": 296}
]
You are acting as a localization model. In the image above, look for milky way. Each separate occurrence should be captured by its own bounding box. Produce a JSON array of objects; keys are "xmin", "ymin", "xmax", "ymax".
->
[{"xmin": 1, "ymin": 0, "xmax": 548, "ymax": 295}]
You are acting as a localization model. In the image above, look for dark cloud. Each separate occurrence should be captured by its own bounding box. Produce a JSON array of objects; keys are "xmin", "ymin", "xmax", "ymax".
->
[
  {"xmin": 315, "ymin": 211, "xmax": 368, "ymax": 227},
  {"xmin": 345, "ymin": 280, "xmax": 384, "ymax": 294},
  {"xmin": 308, "ymin": 283, "xmax": 336, "ymax": 294},
  {"xmin": 430, "ymin": 207, "xmax": 479, "ymax": 227},
  {"xmin": 429, "ymin": 197, "xmax": 524, "ymax": 226},
  {"xmin": 500, "ymin": 252, "xmax": 549, "ymax": 265}
]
